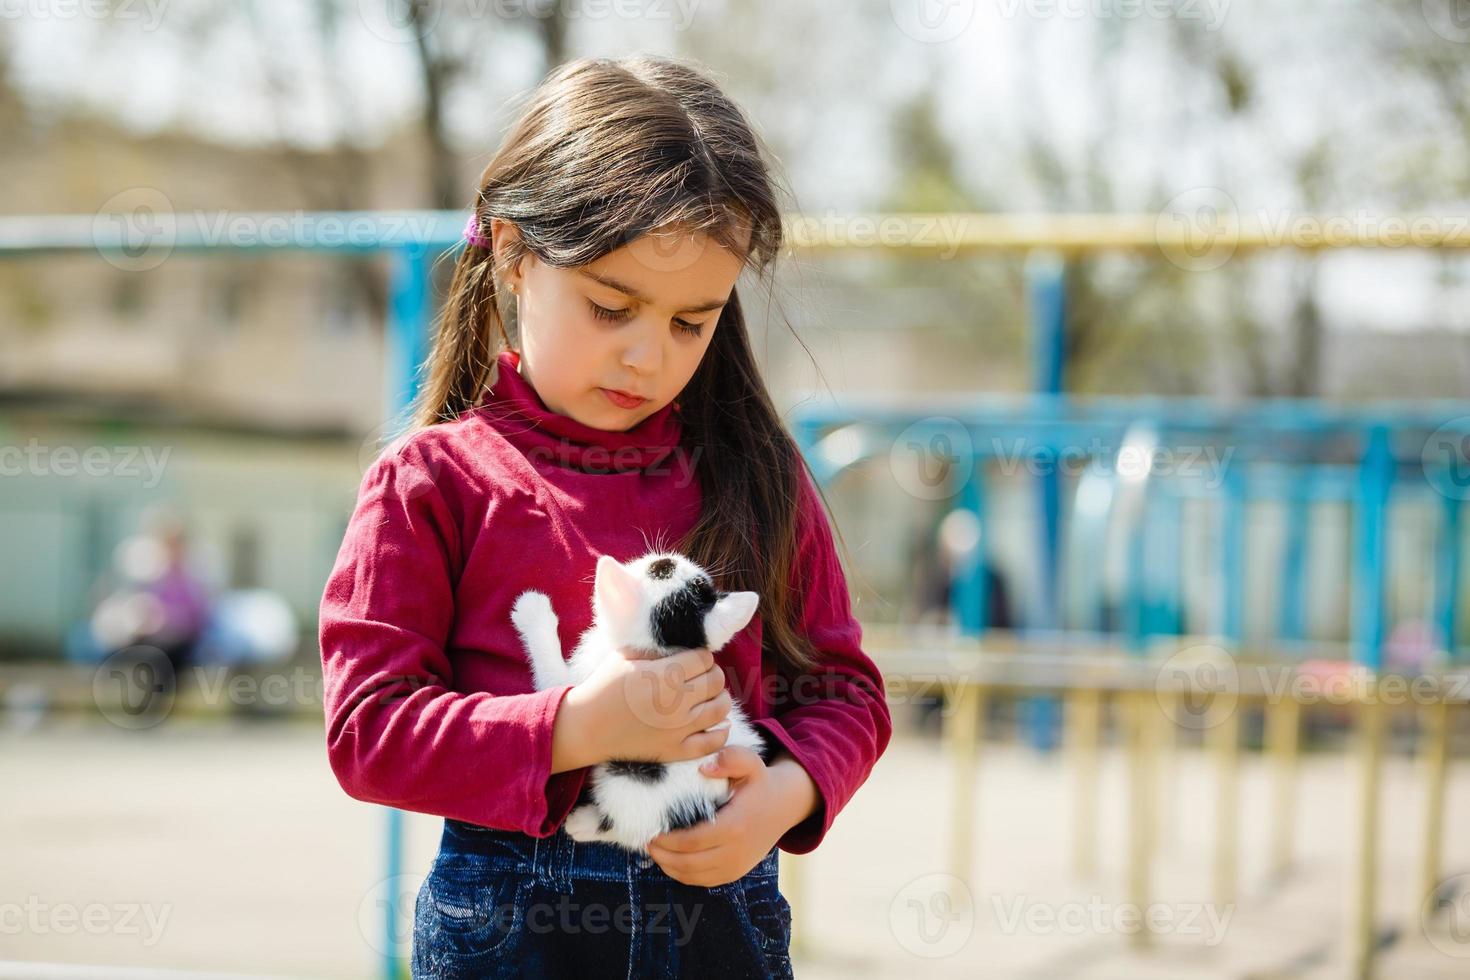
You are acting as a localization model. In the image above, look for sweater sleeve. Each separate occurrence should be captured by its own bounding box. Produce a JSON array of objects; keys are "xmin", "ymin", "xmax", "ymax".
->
[
  {"xmin": 318, "ymin": 442, "xmax": 587, "ymax": 834},
  {"xmin": 750, "ymin": 465, "xmax": 892, "ymax": 854}
]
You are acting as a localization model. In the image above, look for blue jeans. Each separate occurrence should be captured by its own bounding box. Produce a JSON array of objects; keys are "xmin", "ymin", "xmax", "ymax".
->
[{"xmin": 412, "ymin": 818, "xmax": 794, "ymax": 979}]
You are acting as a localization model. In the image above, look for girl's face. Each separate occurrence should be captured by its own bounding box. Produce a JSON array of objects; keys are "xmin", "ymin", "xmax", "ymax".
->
[{"xmin": 491, "ymin": 220, "xmax": 749, "ymax": 432}]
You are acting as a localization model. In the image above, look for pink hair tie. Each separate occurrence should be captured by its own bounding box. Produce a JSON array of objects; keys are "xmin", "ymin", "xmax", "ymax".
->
[{"xmin": 463, "ymin": 213, "xmax": 491, "ymax": 249}]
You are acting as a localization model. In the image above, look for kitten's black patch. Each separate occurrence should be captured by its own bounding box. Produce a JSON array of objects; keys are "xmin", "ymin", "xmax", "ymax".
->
[
  {"xmin": 651, "ymin": 577, "xmax": 720, "ymax": 650},
  {"xmin": 606, "ymin": 760, "xmax": 667, "ymax": 784},
  {"xmin": 648, "ymin": 558, "xmax": 677, "ymax": 580},
  {"xmin": 664, "ymin": 796, "xmax": 715, "ymax": 832},
  {"xmin": 755, "ymin": 733, "xmax": 777, "ymax": 766},
  {"xmin": 598, "ymin": 813, "xmax": 614, "ymax": 833}
]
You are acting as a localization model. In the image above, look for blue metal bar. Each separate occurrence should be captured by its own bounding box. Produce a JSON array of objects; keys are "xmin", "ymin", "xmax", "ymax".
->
[
  {"xmin": 790, "ymin": 397, "xmax": 1470, "ymax": 435},
  {"xmin": 381, "ymin": 243, "xmax": 436, "ymax": 980},
  {"xmin": 1221, "ymin": 464, "xmax": 1248, "ymax": 649},
  {"xmin": 1278, "ymin": 471, "xmax": 1311, "ymax": 644},
  {"xmin": 1139, "ymin": 488, "xmax": 1184, "ymax": 638},
  {"xmin": 951, "ymin": 461, "xmax": 988, "ymax": 636},
  {"xmin": 384, "ymin": 807, "xmax": 405, "ymax": 979},
  {"xmin": 1026, "ymin": 253, "xmax": 1065, "ymax": 630},
  {"xmin": 1353, "ymin": 426, "xmax": 1394, "ymax": 670},
  {"xmin": 385, "ymin": 244, "xmax": 434, "ymax": 427},
  {"xmin": 1157, "ymin": 489, "xmax": 1185, "ymax": 635},
  {"xmin": 1025, "ymin": 253, "xmax": 1065, "ymax": 752},
  {"xmin": 1125, "ymin": 494, "xmax": 1148, "ymax": 653},
  {"xmin": 1434, "ymin": 493, "xmax": 1462, "ymax": 662}
]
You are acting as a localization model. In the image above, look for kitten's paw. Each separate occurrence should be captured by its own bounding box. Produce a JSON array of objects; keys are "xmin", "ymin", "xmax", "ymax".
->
[
  {"xmin": 511, "ymin": 591, "xmax": 555, "ymax": 633},
  {"xmin": 564, "ymin": 805, "xmax": 606, "ymax": 843}
]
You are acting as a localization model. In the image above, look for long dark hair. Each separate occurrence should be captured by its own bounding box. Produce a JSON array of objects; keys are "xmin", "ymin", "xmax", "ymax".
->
[{"xmin": 411, "ymin": 55, "xmax": 844, "ymax": 676}]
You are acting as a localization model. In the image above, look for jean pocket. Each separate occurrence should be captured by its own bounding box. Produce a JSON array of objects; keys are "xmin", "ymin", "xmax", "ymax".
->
[
  {"xmin": 736, "ymin": 876, "xmax": 793, "ymax": 957},
  {"xmin": 420, "ymin": 864, "xmax": 532, "ymax": 963}
]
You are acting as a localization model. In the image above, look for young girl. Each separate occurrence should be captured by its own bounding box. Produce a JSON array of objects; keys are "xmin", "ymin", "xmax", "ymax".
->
[{"xmin": 319, "ymin": 55, "xmax": 891, "ymax": 979}]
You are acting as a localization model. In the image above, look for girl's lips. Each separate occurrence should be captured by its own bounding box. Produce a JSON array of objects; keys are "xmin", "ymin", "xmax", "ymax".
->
[{"xmin": 600, "ymin": 387, "xmax": 648, "ymax": 409}]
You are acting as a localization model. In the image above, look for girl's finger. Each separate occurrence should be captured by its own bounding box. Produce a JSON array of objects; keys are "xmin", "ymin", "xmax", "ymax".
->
[
  {"xmin": 650, "ymin": 844, "xmax": 733, "ymax": 881},
  {"xmin": 699, "ymin": 744, "xmax": 762, "ymax": 778},
  {"xmin": 650, "ymin": 818, "xmax": 726, "ymax": 853}
]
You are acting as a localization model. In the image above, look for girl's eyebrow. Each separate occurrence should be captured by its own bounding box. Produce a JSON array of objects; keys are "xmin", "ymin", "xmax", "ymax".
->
[{"xmin": 577, "ymin": 269, "xmax": 729, "ymax": 314}]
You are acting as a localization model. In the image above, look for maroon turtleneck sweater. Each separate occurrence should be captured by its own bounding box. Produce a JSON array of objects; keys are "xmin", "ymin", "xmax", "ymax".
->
[{"xmin": 319, "ymin": 349, "xmax": 890, "ymax": 853}]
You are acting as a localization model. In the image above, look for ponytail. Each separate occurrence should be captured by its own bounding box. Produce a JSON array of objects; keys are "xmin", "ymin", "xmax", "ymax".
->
[{"xmin": 411, "ymin": 214, "xmax": 512, "ymax": 428}]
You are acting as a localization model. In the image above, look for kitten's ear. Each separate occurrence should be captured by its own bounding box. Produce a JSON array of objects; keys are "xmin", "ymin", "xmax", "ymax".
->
[
  {"xmin": 593, "ymin": 555, "xmax": 643, "ymax": 623},
  {"xmin": 703, "ymin": 591, "xmax": 759, "ymax": 651}
]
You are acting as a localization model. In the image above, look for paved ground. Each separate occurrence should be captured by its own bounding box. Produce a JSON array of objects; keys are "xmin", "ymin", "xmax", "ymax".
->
[{"xmin": 3, "ymin": 715, "xmax": 1468, "ymax": 978}]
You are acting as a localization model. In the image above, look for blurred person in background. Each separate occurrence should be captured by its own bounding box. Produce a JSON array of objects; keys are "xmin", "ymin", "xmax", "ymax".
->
[{"xmin": 90, "ymin": 506, "xmax": 214, "ymax": 684}]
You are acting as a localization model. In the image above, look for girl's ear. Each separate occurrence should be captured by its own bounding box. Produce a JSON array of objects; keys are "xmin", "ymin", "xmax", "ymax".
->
[
  {"xmin": 488, "ymin": 217, "xmax": 526, "ymax": 283},
  {"xmin": 703, "ymin": 591, "xmax": 759, "ymax": 651},
  {"xmin": 592, "ymin": 555, "xmax": 643, "ymax": 623}
]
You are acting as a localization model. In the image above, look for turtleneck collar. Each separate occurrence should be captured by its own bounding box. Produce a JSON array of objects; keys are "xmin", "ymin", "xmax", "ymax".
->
[{"xmin": 471, "ymin": 349, "xmax": 686, "ymax": 474}]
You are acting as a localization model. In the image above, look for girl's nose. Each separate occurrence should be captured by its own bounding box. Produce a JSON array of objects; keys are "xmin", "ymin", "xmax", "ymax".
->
[{"xmin": 620, "ymin": 327, "xmax": 664, "ymax": 378}]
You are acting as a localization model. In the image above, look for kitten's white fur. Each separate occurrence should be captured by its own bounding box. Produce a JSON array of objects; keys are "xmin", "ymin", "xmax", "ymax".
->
[{"xmin": 510, "ymin": 552, "xmax": 764, "ymax": 853}]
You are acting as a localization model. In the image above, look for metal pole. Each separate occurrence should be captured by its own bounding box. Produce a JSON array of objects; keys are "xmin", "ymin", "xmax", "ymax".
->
[
  {"xmin": 1068, "ymin": 687, "xmax": 1102, "ymax": 879},
  {"xmin": 946, "ymin": 682, "xmax": 985, "ymax": 903},
  {"xmin": 1221, "ymin": 464, "xmax": 1247, "ymax": 649},
  {"xmin": 1210, "ymin": 702, "xmax": 1241, "ymax": 910},
  {"xmin": 1418, "ymin": 697, "xmax": 1450, "ymax": 918},
  {"xmin": 381, "ymin": 242, "xmax": 434, "ymax": 980},
  {"xmin": 1266, "ymin": 694, "xmax": 1301, "ymax": 881},
  {"xmin": 1349, "ymin": 687, "xmax": 1385, "ymax": 980},
  {"xmin": 1353, "ymin": 427, "xmax": 1393, "ymax": 670},
  {"xmin": 1434, "ymin": 494, "xmax": 1462, "ymax": 660},
  {"xmin": 1125, "ymin": 690, "xmax": 1156, "ymax": 949},
  {"xmin": 1025, "ymin": 251, "xmax": 1066, "ymax": 753}
]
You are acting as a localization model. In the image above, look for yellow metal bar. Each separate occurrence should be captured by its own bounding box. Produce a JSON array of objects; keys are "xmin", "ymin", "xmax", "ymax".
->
[
  {"xmin": 1155, "ymin": 688, "xmax": 1180, "ymax": 850},
  {"xmin": 1349, "ymin": 690, "xmax": 1385, "ymax": 980},
  {"xmin": 1125, "ymin": 691, "xmax": 1155, "ymax": 950},
  {"xmin": 1067, "ymin": 687, "xmax": 1102, "ymax": 879},
  {"xmin": 784, "ymin": 212, "xmax": 1470, "ymax": 254},
  {"xmin": 1419, "ymin": 698, "xmax": 1450, "ymax": 914},
  {"xmin": 1266, "ymin": 695, "xmax": 1301, "ymax": 880},
  {"xmin": 946, "ymin": 682, "xmax": 985, "ymax": 903},
  {"xmin": 1210, "ymin": 703, "xmax": 1242, "ymax": 910}
]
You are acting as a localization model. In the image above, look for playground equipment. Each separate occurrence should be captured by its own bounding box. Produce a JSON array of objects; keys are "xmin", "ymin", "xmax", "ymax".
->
[{"xmin": 4, "ymin": 209, "xmax": 1467, "ymax": 979}]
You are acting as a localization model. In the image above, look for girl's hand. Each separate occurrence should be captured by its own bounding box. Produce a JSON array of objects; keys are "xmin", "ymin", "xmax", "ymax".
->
[
  {"xmin": 646, "ymin": 746, "xmax": 819, "ymax": 887},
  {"xmin": 554, "ymin": 648, "xmax": 732, "ymax": 772}
]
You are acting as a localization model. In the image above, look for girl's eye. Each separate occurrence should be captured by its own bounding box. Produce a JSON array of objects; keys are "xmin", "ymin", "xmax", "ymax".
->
[
  {"xmin": 590, "ymin": 301, "xmax": 632, "ymax": 322},
  {"xmin": 590, "ymin": 300, "xmax": 704, "ymax": 339}
]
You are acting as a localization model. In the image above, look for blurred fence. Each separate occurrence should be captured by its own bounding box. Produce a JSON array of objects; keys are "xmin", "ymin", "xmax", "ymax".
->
[{"xmin": 3, "ymin": 210, "xmax": 1470, "ymax": 979}]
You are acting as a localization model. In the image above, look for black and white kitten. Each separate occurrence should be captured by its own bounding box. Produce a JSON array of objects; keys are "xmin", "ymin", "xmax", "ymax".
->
[{"xmin": 510, "ymin": 552, "xmax": 765, "ymax": 853}]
